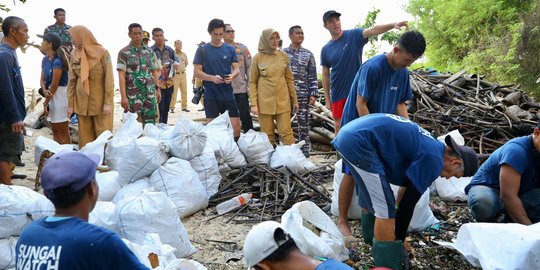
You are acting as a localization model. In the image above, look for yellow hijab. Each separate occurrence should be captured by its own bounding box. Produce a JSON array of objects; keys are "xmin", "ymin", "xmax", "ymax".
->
[
  {"xmin": 258, "ymin": 28, "xmax": 279, "ymax": 54},
  {"xmin": 68, "ymin": 25, "xmax": 107, "ymax": 95}
]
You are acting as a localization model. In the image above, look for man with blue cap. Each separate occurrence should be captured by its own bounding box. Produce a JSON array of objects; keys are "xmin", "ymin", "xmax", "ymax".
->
[{"xmin": 15, "ymin": 151, "xmax": 148, "ymax": 269}]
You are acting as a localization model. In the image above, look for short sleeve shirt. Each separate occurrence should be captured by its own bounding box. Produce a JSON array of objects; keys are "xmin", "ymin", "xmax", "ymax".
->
[
  {"xmin": 117, "ymin": 43, "xmax": 159, "ymax": 96},
  {"xmin": 193, "ymin": 43, "xmax": 238, "ymax": 101},
  {"xmin": 151, "ymin": 45, "xmax": 178, "ymax": 88},
  {"xmin": 466, "ymin": 136, "xmax": 540, "ymax": 195},
  {"xmin": 283, "ymin": 46, "xmax": 318, "ymax": 97},
  {"xmin": 332, "ymin": 113, "xmax": 445, "ymax": 192},
  {"xmin": 41, "ymin": 56, "xmax": 68, "ymax": 87},
  {"xmin": 321, "ymin": 28, "xmax": 368, "ymax": 102}
]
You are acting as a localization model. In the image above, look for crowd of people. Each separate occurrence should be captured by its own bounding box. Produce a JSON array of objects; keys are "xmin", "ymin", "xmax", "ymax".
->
[{"xmin": 1, "ymin": 6, "xmax": 539, "ymax": 270}]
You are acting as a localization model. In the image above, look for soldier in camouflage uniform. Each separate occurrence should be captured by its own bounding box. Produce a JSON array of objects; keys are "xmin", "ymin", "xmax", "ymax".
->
[
  {"xmin": 43, "ymin": 8, "xmax": 72, "ymax": 51},
  {"xmin": 117, "ymin": 23, "xmax": 160, "ymax": 125},
  {"xmin": 283, "ymin": 25, "xmax": 318, "ymax": 157}
]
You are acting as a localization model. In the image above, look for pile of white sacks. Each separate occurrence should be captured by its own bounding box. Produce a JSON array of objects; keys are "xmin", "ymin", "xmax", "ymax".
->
[{"xmin": 1, "ymin": 112, "xmax": 317, "ymax": 269}]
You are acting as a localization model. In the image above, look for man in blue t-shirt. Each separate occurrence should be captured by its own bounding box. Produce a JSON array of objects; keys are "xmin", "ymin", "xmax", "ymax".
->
[
  {"xmin": 320, "ymin": 10, "xmax": 408, "ymax": 133},
  {"xmin": 243, "ymin": 221, "xmax": 353, "ymax": 270},
  {"xmin": 466, "ymin": 121, "xmax": 540, "ymax": 225},
  {"xmin": 0, "ymin": 16, "xmax": 28, "ymax": 186},
  {"xmin": 332, "ymin": 113, "xmax": 478, "ymax": 269},
  {"xmin": 337, "ymin": 31, "xmax": 426, "ymax": 238},
  {"xmin": 15, "ymin": 151, "xmax": 148, "ymax": 269},
  {"xmin": 194, "ymin": 18, "xmax": 241, "ymax": 140}
]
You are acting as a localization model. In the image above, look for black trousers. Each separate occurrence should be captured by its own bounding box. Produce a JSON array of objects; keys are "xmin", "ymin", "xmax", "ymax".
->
[
  {"xmin": 234, "ymin": 93, "xmax": 253, "ymax": 133},
  {"xmin": 159, "ymin": 87, "xmax": 173, "ymax": 124}
]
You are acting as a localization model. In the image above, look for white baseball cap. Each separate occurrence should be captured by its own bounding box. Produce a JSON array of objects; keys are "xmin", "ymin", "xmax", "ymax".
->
[{"xmin": 243, "ymin": 221, "xmax": 291, "ymax": 267}]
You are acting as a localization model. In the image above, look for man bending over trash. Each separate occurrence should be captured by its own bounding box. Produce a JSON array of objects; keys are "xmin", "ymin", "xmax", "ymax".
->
[
  {"xmin": 243, "ymin": 220, "xmax": 353, "ymax": 269},
  {"xmin": 15, "ymin": 151, "xmax": 148, "ymax": 269},
  {"xmin": 332, "ymin": 113, "xmax": 479, "ymax": 269},
  {"xmin": 466, "ymin": 120, "xmax": 540, "ymax": 225}
]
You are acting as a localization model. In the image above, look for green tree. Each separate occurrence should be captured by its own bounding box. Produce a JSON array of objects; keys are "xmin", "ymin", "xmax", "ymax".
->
[
  {"xmin": 407, "ymin": 0, "xmax": 540, "ymax": 96},
  {"xmin": 356, "ymin": 8, "xmax": 403, "ymax": 59}
]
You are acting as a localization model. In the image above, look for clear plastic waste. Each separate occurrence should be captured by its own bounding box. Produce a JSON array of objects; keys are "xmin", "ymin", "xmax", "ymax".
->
[{"xmin": 215, "ymin": 193, "xmax": 253, "ymax": 215}]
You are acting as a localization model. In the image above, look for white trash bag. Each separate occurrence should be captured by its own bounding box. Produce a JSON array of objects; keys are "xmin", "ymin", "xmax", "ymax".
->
[
  {"xmin": 205, "ymin": 112, "xmax": 246, "ymax": 168},
  {"xmin": 436, "ymin": 222, "xmax": 540, "ymax": 270},
  {"xmin": 160, "ymin": 259, "xmax": 208, "ymax": 270},
  {"xmin": 433, "ymin": 176, "xmax": 471, "ymax": 202},
  {"xmin": 168, "ymin": 117, "xmax": 207, "ymax": 160},
  {"xmin": 0, "ymin": 236, "xmax": 17, "ymax": 269},
  {"xmin": 112, "ymin": 178, "xmax": 151, "ymax": 204},
  {"xmin": 237, "ymin": 130, "xmax": 274, "ymax": 165},
  {"xmin": 123, "ymin": 233, "xmax": 178, "ymax": 269},
  {"xmin": 105, "ymin": 112, "xmax": 143, "ymax": 170},
  {"xmin": 189, "ymin": 151, "xmax": 221, "ymax": 197},
  {"xmin": 0, "ymin": 185, "xmax": 55, "ymax": 238},
  {"xmin": 80, "ymin": 130, "xmax": 113, "ymax": 165},
  {"xmin": 150, "ymin": 158, "xmax": 208, "ymax": 218},
  {"xmin": 117, "ymin": 137, "xmax": 169, "ymax": 186},
  {"xmin": 34, "ymin": 136, "xmax": 74, "ymax": 166},
  {"xmin": 96, "ymin": 170, "xmax": 121, "ymax": 201},
  {"xmin": 281, "ymin": 201, "xmax": 348, "ymax": 262},
  {"xmin": 270, "ymin": 141, "xmax": 316, "ymax": 173},
  {"xmin": 89, "ymin": 201, "xmax": 119, "ymax": 233},
  {"xmin": 330, "ymin": 160, "xmax": 362, "ymax": 219},
  {"xmin": 116, "ymin": 190, "xmax": 197, "ymax": 258}
]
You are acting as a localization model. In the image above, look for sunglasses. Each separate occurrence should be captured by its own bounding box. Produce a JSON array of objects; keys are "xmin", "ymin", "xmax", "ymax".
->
[{"xmin": 225, "ymin": 30, "xmax": 235, "ymax": 33}]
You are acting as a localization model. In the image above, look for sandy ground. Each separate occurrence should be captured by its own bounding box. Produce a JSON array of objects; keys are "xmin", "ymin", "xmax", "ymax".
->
[{"xmin": 13, "ymin": 87, "xmax": 332, "ymax": 270}]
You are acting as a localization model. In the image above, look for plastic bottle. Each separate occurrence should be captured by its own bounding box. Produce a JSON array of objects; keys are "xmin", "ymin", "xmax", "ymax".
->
[{"xmin": 216, "ymin": 193, "xmax": 253, "ymax": 215}]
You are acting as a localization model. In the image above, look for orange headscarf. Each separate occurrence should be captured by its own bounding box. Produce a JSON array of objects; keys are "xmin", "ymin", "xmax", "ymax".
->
[{"xmin": 68, "ymin": 25, "xmax": 107, "ymax": 95}]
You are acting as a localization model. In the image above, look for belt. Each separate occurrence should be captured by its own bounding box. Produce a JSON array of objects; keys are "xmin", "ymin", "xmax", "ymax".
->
[{"xmin": 176, "ymin": 71, "xmax": 185, "ymax": 75}]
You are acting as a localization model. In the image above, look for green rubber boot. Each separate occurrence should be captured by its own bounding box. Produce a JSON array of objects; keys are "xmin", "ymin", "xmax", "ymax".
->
[
  {"xmin": 361, "ymin": 211, "xmax": 375, "ymax": 245},
  {"xmin": 372, "ymin": 239, "xmax": 405, "ymax": 270}
]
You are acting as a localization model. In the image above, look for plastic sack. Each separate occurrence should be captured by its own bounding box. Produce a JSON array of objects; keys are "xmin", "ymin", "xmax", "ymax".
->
[
  {"xmin": 330, "ymin": 160, "xmax": 362, "ymax": 219},
  {"xmin": 150, "ymin": 157, "xmax": 208, "ymax": 218},
  {"xmin": 89, "ymin": 201, "xmax": 118, "ymax": 233},
  {"xmin": 0, "ymin": 236, "xmax": 17, "ymax": 269},
  {"xmin": 123, "ymin": 233, "xmax": 178, "ymax": 269},
  {"xmin": 205, "ymin": 112, "xmax": 247, "ymax": 168},
  {"xmin": 436, "ymin": 222, "xmax": 540, "ymax": 270},
  {"xmin": 270, "ymin": 141, "xmax": 316, "ymax": 173},
  {"xmin": 96, "ymin": 170, "xmax": 121, "ymax": 201},
  {"xmin": 143, "ymin": 123, "xmax": 175, "ymax": 140},
  {"xmin": 105, "ymin": 112, "xmax": 143, "ymax": 170},
  {"xmin": 160, "ymin": 259, "xmax": 208, "ymax": 270},
  {"xmin": 189, "ymin": 151, "xmax": 221, "ymax": 197},
  {"xmin": 437, "ymin": 129, "xmax": 465, "ymax": 146},
  {"xmin": 169, "ymin": 117, "xmax": 207, "ymax": 160},
  {"xmin": 281, "ymin": 201, "xmax": 348, "ymax": 262},
  {"xmin": 0, "ymin": 185, "xmax": 55, "ymax": 238},
  {"xmin": 433, "ymin": 176, "xmax": 472, "ymax": 202},
  {"xmin": 116, "ymin": 190, "xmax": 197, "ymax": 258},
  {"xmin": 34, "ymin": 136, "xmax": 75, "ymax": 166},
  {"xmin": 80, "ymin": 130, "xmax": 113, "ymax": 165},
  {"xmin": 237, "ymin": 130, "xmax": 274, "ymax": 165},
  {"xmin": 116, "ymin": 112, "xmax": 143, "ymax": 139},
  {"xmin": 117, "ymin": 137, "xmax": 169, "ymax": 186},
  {"xmin": 112, "ymin": 178, "xmax": 151, "ymax": 204}
]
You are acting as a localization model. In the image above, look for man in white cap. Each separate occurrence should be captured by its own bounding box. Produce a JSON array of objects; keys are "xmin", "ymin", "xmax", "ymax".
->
[
  {"xmin": 243, "ymin": 221, "xmax": 352, "ymax": 269},
  {"xmin": 15, "ymin": 151, "xmax": 148, "ymax": 269}
]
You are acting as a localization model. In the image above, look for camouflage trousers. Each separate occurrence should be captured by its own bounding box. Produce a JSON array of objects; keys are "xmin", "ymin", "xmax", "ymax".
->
[
  {"xmin": 295, "ymin": 96, "xmax": 310, "ymax": 157},
  {"xmin": 127, "ymin": 87, "xmax": 157, "ymax": 125}
]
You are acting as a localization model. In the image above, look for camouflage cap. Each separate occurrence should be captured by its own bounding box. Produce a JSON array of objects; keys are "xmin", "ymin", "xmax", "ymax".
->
[{"xmin": 143, "ymin": 31, "xmax": 150, "ymax": 40}]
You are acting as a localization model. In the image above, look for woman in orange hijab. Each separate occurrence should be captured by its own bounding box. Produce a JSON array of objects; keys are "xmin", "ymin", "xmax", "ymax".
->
[
  {"xmin": 249, "ymin": 29, "xmax": 298, "ymax": 146},
  {"xmin": 67, "ymin": 25, "xmax": 114, "ymax": 148}
]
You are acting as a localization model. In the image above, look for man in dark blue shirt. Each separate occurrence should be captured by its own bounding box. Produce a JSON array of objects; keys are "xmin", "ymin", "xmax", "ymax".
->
[
  {"xmin": 0, "ymin": 16, "xmax": 28, "ymax": 185},
  {"xmin": 333, "ymin": 114, "xmax": 478, "ymax": 269},
  {"xmin": 466, "ymin": 121, "xmax": 540, "ymax": 225}
]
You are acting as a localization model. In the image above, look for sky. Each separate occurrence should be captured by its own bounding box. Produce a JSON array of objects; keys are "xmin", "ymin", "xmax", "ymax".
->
[{"xmin": 2, "ymin": 0, "xmax": 412, "ymax": 90}]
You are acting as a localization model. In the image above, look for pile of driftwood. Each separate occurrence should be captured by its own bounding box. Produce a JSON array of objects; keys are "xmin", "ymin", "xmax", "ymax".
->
[
  {"xmin": 208, "ymin": 164, "xmax": 333, "ymax": 223},
  {"xmin": 409, "ymin": 70, "xmax": 540, "ymax": 155}
]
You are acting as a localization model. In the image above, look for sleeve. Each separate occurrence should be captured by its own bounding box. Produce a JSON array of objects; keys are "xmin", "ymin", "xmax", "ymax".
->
[
  {"xmin": 244, "ymin": 46, "xmax": 252, "ymax": 73},
  {"xmin": 193, "ymin": 46, "xmax": 203, "ymax": 65},
  {"xmin": 102, "ymin": 51, "xmax": 115, "ymax": 105},
  {"xmin": 400, "ymin": 70, "xmax": 413, "ymax": 102},
  {"xmin": 283, "ymin": 53, "xmax": 298, "ymax": 106},
  {"xmin": 150, "ymin": 51, "xmax": 159, "ymax": 71},
  {"xmin": 51, "ymin": 57, "xmax": 63, "ymax": 70},
  {"xmin": 43, "ymin": 27, "xmax": 49, "ymax": 35},
  {"xmin": 184, "ymin": 52, "xmax": 189, "ymax": 66},
  {"xmin": 231, "ymin": 46, "xmax": 238, "ymax": 63},
  {"xmin": 116, "ymin": 49, "xmax": 127, "ymax": 71},
  {"xmin": 357, "ymin": 65, "xmax": 378, "ymax": 101},
  {"xmin": 171, "ymin": 47, "xmax": 179, "ymax": 62},
  {"xmin": 355, "ymin": 28, "xmax": 369, "ymax": 48},
  {"xmin": 498, "ymin": 144, "xmax": 528, "ymax": 174},
  {"xmin": 248, "ymin": 54, "xmax": 259, "ymax": 106},
  {"xmin": 0, "ymin": 54, "xmax": 23, "ymax": 123},
  {"xmin": 98, "ymin": 234, "xmax": 150, "ymax": 270},
  {"xmin": 307, "ymin": 52, "xmax": 318, "ymax": 97},
  {"xmin": 67, "ymin": 58, "xmax": 78, "ymax": 107},
  {"xmin": 405, "ymin": 153, "xmax": 444, "ymax": 193}
]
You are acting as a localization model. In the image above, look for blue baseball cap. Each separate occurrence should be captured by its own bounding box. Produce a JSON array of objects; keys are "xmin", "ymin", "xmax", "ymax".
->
[{"xmin": 41, "ymin": 151, "xmax": 100, "ymax": 198}]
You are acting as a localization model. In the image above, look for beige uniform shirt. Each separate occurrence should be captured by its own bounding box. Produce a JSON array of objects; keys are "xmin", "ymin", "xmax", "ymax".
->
[
  {"xmin": 68, "ymin": 52, "xmax": 114, "ymax": 116},
  {"xmin": 249, "ymin": 51, "xmax": 298, "ymax": 115},
  {"xmin": 175, "ymin": 51, "xmax": 188, "ymax": 75}
]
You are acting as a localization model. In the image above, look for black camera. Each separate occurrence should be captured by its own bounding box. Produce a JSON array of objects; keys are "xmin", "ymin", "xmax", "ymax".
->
[{"xmin": 191, "ymin": 86, "xmax": 204, "ymax": 104}]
